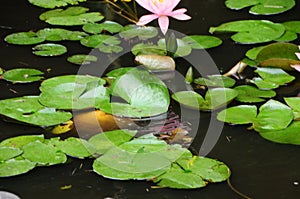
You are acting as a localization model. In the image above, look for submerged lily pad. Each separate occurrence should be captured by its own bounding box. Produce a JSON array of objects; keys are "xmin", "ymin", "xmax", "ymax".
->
[
  {"xmin": 217, "ymin": 105, "xmax": 257, "ymax": 125},
  {"xmin": 5, "ymin": 32, "xmax": 45, "ymax": 45},
  {"xmin": 32, "ymin": 43, "xmax": 67, "ymax": 56},
  {"xmin": 2, "ymin": 68, "xmax": 44, "ymax": 83},
  {"xmin": 234, "ymin": 85, "xmax": 276, "ymax": 103},
  {"xmin": 119, "ymin": 25, "xmax": 158, "ymax": 40},
  {"xmin": 209, "ymin": 20, "xmax": 285, "ymax": 44},
  {"xmin": 83, "ymin": 21, "xmax": 123, "ymax": 34},
  {"xmin": 67, "ymin": 54, "xmax": 98, "ymax": 65},
  {"xmin": 225, "ymin": 0, "xmax": 295, "ymax": 15},
  {"xmin": 0, "ymin": 159, "xmax": 36, "ymax": 177},
  {"xmin": 182, "ymin": 35, "xmax": 222, "ymax": 49},
  {"xmin": 0, "ymin": 96, "xmax": 72, "ymax": 126},
  {"xmin": 28, "ymin": 0, "xmax": 87, "ymax": 9},
  {"xmin": 39, "ymin": 75, "xmax": 109, "ymax": 110},
  {"xmin": 194, "ymin": 75, "xmax": 236, "ymax": 88}
]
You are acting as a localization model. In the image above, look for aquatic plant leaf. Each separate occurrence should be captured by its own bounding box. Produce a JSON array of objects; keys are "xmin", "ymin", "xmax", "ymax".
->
[
  {"xmin": 282, "ymin": 21, "xmax": 300, "ymax": 36},
  {"xmin": 154, "ymin": 163, "xmax": 207, "ymax": 189},
  {"xmin": 98, "ymin": 43, "xmax": 123, "ymax": 53},
  {"xmin": 4, "ymin": 32, "xmax": 45, "ymax": 45},
  {"xmin": 22, "ymin": 141, "xmax": 67, "ymax": 166},
  {"xmin": 249, "ymin": 77, "xmax": 279, "ymax": 90},
  {"xmin": 105, "ymin": 67, "xmax": 135, "ymax": 79},
  {"xmin": 40, "ymin": 7, "xmax": 104, "ymax": 26},
  {"xmin": 217, "ymin": 105, "xmax": 257, "ymax": 124},
  {"xmin": 2, "ymin": 68, "xmax": 44, "ymax": 83},
  {"xmin": 0, "ymin": 135, "xmax": 44, "ymax": 148},
  {"xmin": 158, "ymin": 38, "xmax": 192, "ymax": 57},
  {"xmin": 37, "ymin": 28, "xmax": 87, "ymax": 41},
  {"xmin": 194, "ymin": 75, "xmax": 236, "ymax": 88},
  {"xmin": 56, "ymin": 137, "xmax": 95, "ymax": 159},
  {"xmin": 0, "ymin": 147, "xmax": 23, "ymax": 162},
  {"xmin": 131, "ymin": 43, "xmax": 166, "ymax": 56},
  {"xmin": 255, "ymin": 43, "xmax": 300, "ymax": 70},
  {"xmin": 254, "ymin": 67, "xmax": 295, "ymax": 85},
  {"xmin": 119, "ymin": 25, "xmax": 158, "ymax": 40},
  {"xmin": 275, "ymin": 31, "xmax": 298, "ymax": 42},
  {"xmin": 39, "ymin": 75, "xmax": 109, "ymax": 109},
  {"xmin": 88, "ymin": 130, "xmax": 136, "ymax": 155},
  {"xmin": 172, "ymin": 91, "xmax": 205, "ymax": 110},
  {"xmin": 284, "ymin": 97, "xmax": 300, "ymax": 120},
  {"xmin": 182, "ymin": 35, "xmax": 222, "ymax": 49},
  {"xmin": 80, "ymin": 34, "xmax": 121, "ymax": 48},
  {"xmin": 234, "ymin": 85, "xmax": 276, "ymax": 103},
  {"xmin": 32, "ymin": 43, "xmax": 67, "ymax": 56},
  {"xmin": 209, "ymin": 20, "xmax": 285, "ymax": 44},
  {"xmin": 253, "ymin": 100, "xmax": 293, "ymax": 131},
  {"xmin": 83, "ymin": 21, "xmax": 123, "ymax": 34},
  {"xmin": 258, "ymin": 121, "xmax": 300, "ymax": 145},
  {"xmin": 67, "ymin": 54, "xmax": 98, "ymax": 65},
  {"xmin": 225, "ymin": 0, "xmax": 295, "ymax": 15},
  {"xmin": 28, "ymin": 0, "xmax": 87, "ymax": 9},
  {"xmin": 245, "ymin": 46, "xmax": 265, "ymax": 60},
  {"xmin": 202, "ymin": 88, "xmax": 238, "ymax": 111},
  {"xmin": 0, "ymin": 159, "xmax": 36, "ymax": 177},
  {"xmin": 0, "ymin": 96, "xmax": 72, "ymax": 126}
]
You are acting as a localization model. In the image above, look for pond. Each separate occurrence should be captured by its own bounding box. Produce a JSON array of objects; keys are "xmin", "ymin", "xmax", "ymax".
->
[{"xmin": 0, "ymin": 0, "xmax": 300, "ymax": 198}]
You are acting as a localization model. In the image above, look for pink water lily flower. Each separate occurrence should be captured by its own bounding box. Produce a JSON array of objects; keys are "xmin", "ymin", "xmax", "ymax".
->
[
  {"xmin": 135, "ymin": 0, "xmax": 191, "ymax": 35},
  {"xmin": 291, "ymin": 46, "xmax": 300, "ymax": 72}
]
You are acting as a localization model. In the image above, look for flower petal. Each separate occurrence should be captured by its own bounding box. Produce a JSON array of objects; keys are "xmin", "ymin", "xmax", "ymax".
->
[
  {"xmin": 295, "ymin": 52, "xmax": 300, "ymax": 60},
  {"xmin": 169, "ymin": 8, "xmax": 191, "ymax": 20},
  {"xmin": 290, "ymin": 64, "xmax": 300, "ymax": 72},
  {"xmin": 165, "ymin": 0, "xmax": 181, "ymax": 12},
  {"xmin": 136, "ymin": 14, "xmax": 158, "ymax": 26},
  {"xmin": 158, "ymin": 16, "xmax": 169, "ymax": 35},
  {"xmin": 135, "ymin": 0, "xmax": 156, "ymax": 13}
]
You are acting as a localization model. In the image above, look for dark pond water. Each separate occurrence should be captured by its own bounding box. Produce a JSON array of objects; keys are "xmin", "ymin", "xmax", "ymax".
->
[{"xmin": 1, "ymin": 0, "xmax": 300, "ymax": 198}]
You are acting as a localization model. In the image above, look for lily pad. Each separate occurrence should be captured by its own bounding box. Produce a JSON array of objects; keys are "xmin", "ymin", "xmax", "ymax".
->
[
  {"xmin": 40, "ymin": 7, "xmax": 104, "ymax": 26},
  {"xmin": 32, "ymin": 43, "xmax": 67, "ymax": 56},
  {"xmin": 39, "ymin": 75, "xmax": 109, "ymax": 110},
  {"xmin": 105, "ymin": 67, "xmax": 135, "ymax": 79},
  {"xmin": 209, "ymin": 20, "xmax": 285, "ymax": 44},
  {"xmin": 258, "ymin": 121, "xmax": 300, "ymax": 145},
  {"xmin": 28, "ymin": 0, "xmax": 87, "ymax": 9},
  {"xmin": 2, "ymin": 68, "xmax": 44, "ymax": 83},
  {"xmin": 225, "ymin": 0, "xmax": 295, "ymax": 15},
  {"xmin": 0, "ymin": 96, "xmax": 72, "ymax": 126},
  {"xmin": 245, "ymin": 46, "xmax": 265, "ymax": 60},
  {"xmin": 80, "ymin": 34, "xmax": 122, "ymax": 53},
  {"xmin": 217, "ymin": 105, "xmax": 257, "ymax": 125},
  {"xmin": 275, "ymin": 31, "xmax": 298, "ymax": 42},
  {"xmin": 253, "ymin": 99, "xmax": 293, "ymax": 131},
  {"xmin": 284, "ymin": 97, "xmax": 300, "ymax": 120},
  {"xmin": 249, "ymin": 77, "xmax": 279, "ymax": 90},
  {"xmin": 119, "ymin": 25, "xmax": 158, "ymax": 40},
  {"xmin": 83, "ymin": 21, "xmax": 123, "ymax": 34},
  {"xmin": 67, "ymin": 54, "xmax": 98, "ymax": 65},
  {"xmin": 37, "ymin": 28, "xmax": 88, "ymax": 41},
  {"xmin": 158, "ymin": 38, "xmax": 192, "ymax": 57},
  {"xmin": 194, "ymin": 75, "xmax": 236, "ymax": 88},
  {"xmin": 0, "ymin": 147, "xmax": 23, "ymax": 162},
  {"xmin": 88, "ymin": 129, "xmax": 136, "ymax": 155},
  {"xmin": 254, "ymin": 67, "xmax": 295, "ymax": 85},
  {"xmin": 131, "ymin": 43, "xmax": 166, "ymax": 56},
  {"xmin": 234, "ymin": 85, "xmax": 276, "ymax": 103},
  {"xmin": 22, "ymin": 141, "xmax": 67, "ymax": 166},
  {"xmin": 172, "ymin": 91, "xmax": 205, "ymax": 110},
  {"xmin": 4, "ymin": 32, "xmax": 45, "ymax": 45},
  {"xmin": 0, "ymin": 159, "xmax": 36, "ymax": 177},
  {"xmin": 0, "ymin": 135, "xmax": 44, "ymax": 149},
  {"xmin": 182, "ymin": 35, "xmax": 222, "ymax": 49}
]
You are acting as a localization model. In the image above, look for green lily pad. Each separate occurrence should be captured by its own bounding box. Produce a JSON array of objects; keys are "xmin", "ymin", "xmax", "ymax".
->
[
  {"xmin": 22, "ymin": 141, "xmax": 67, "ymax": 166},
  {"xmin": 172, "ymin": 88, "xmax": 238, "ymax": 111},
  {"xmin": 225, "ymin": 0, "xmax": 295, "ymax": 15},
  {"xmin": 234, "ymin": 85, "xmax": 276, "ymax": 103},
  {"xmin": 258, "ymin": 121, "xmax": 300, "ymax": 145},
  {"xmin": 0, "ymin": 135, "xmax": 44, "ymax": 148},
  {"xmin": 98, "ymin": 43, "xmax": 123, "ymax": 54},
  {"xmin": 80, "ymin": 34, "xmax": 122, "ymax": 53},
  {"xmin": 209, "ymin": 20, "xmax": 285, "ymax": 44},
  {"xmin": 0, "ymin": 147, "xmax": 23, "ymax": 162},
  {"xmin": 0, "ymin": 96, "xmax": 72, "ymax": 126},
  {"xmin": 36, "ymin": 28, "xmax": 88, "ymax": 41},
  {"xmin": 28, "ymin": 0, "xmax": 87, "ymax": 9},
  {"xmin": 88, "ymin": 130, "xmax": 136, "ymax": 155},
  {"xmin": 245, "ymin": 46, "xmax": 265, "ymax": 60},
  {"xmin": 131, "ymin": 43, "xmax": 166, "ymax": 56},
  {"xmin": 2, "ymin": 68, "xmax": 44, "ymax": 83},
  {"xmin": 284, "ymin": 97, "xmax": 300, "ymax": 120},
  {"xmin": 56, "ymin": 137, "xmax": 95, "ymax": 159},
  {"xmin": 249, "ymin": 77, "xmax": 279, "ymax": 90},
  {"xmin": 253, "ymin": 99, "xmax": 294, "ymax": 131},
  {"xmin": 119, "ymin": 25, "xmax": 158, "ymax": 40},
  {"xmin": 83, "ymin": 21, "xmax": 123, "ymax": 34},
  {"xmin": 67, "ymin": 54, "xmax": 98, "ymax": 65},
  {"xmin": 39, "ymin": 75, "xmax": 109, "ymax": 110},
  {"xmin": 40, "ymin": 7, "xmax": 104, "ymax": 26},
  {"xmin": 194, "ymin": 75, "xmax": 236, "ymax": 88},
  {"xmin": 217, "ymin": 105, "xmax": 257, "ymax": 124},
  {"xmin": 254, "ymin": 67, "xmax": 295, "ymax": 85},
  {"xmin": 158, "ymin": 38, "xmax": 192, "ymax": 57},
  {"xmin": 32, "ymin": 43, "xmax": 67, "ymax": 56},
  {"xmin": 275, "ymin": 31, "xmax": 298, "ymax": 42},
  {"xmin": 255, "ymin": 43, "xmax": 300, "ymax": 70},
  {"xmin": 0, "ymin": 159, "xmax": 36, "ymax": 177},
  {"xmin": 4, "ymin": 32, "xmax": 45, "ymax": 45},
  {"xmin": 105, "ymin": 67, "xmax": 135, "ymax": 79},
  {"xmin": 182, "ymin": 35, "xmax": 222, "ymax": 49}
]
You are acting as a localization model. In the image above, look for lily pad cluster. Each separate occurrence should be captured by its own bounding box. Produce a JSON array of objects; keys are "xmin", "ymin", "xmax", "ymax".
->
[
  {"xmin": 217, "ymin": 98, "xmax": 300, "ymax": 145},
  {"xmin": 0, "ymin": 130, "xmax": 231, "ymax": 189}
]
